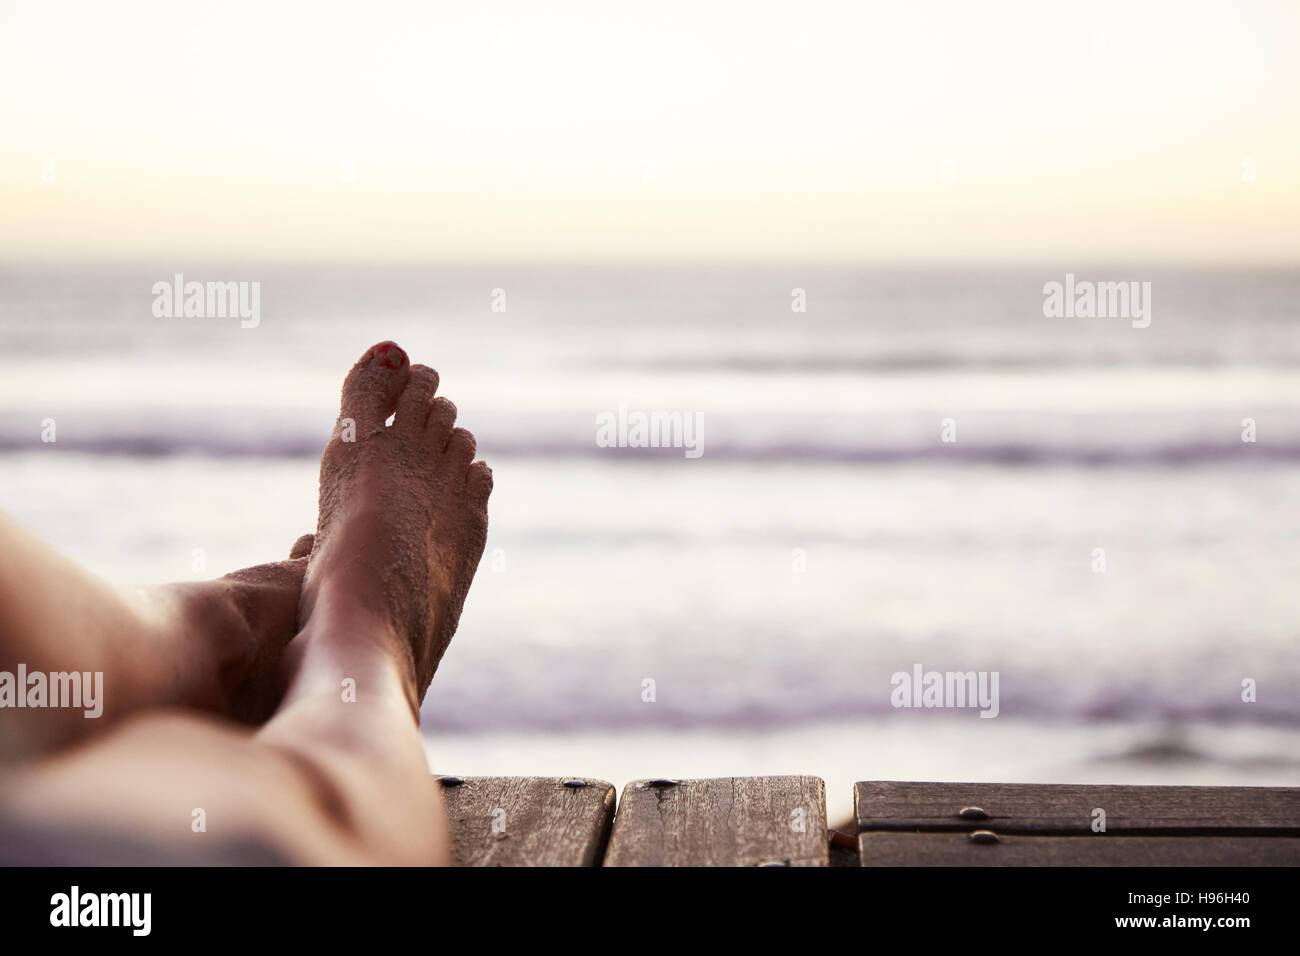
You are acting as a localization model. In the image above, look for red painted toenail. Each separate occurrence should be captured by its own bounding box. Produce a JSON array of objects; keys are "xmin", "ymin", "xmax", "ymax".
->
[{"xmin": 373, "ymin": 343, "xmax": 406, "ymax": 369}]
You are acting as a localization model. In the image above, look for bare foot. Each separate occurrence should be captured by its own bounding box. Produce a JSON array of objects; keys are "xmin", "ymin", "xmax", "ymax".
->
[
  {"xmin": 145, "ymin": 531, "xmax": 317, "ymax": 724},
  {"xmin": 293, "ymin": 342, "xmax": 492, "ymax": 712},
  {"xmin": 214, "ymin": 532, "xmax": 315, "ymax": 722}
]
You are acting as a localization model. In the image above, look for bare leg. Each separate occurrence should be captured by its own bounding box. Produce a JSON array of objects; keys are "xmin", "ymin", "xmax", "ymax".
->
[
  {"xmin": 0, "ymin": 342, "xmax": 491, "ymax": 865},
  {"xmin": 0, "ymin": 515, "xmax": 313, "ymax": 760}
]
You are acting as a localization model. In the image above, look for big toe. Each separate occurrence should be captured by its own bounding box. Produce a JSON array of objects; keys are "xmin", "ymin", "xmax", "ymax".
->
[
  {"xmin": 337, "ymin": 341, "xmax": 410, "ymax": 435},
  {"xmin": 289, "ymin": 533, "xmax": 315, "ymax": 559}
]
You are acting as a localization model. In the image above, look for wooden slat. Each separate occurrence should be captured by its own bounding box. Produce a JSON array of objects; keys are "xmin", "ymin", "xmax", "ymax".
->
[
  {"xmin": 603, "ymin": 776, "xmax": 828, "ymax": 867},
  {"xmin": 435, "ymin": 775, "xmax": 615, "ymax": 867},
  {"xmin": 855, "ymin": 782, "xmax": 1300, "ymax": 835},
  {"xmin": 859, "ymin": 831, "xmax": 1300, "ymax": 866}
]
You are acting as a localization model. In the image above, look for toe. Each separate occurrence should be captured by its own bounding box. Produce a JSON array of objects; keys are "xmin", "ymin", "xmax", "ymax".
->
[
  {"xmin": 426, "ymin": 396, "xmax": 457, "ymax": 446},
  {"xmin": 466, "ymin": 461, "xmax": 493, "ymax": 501},
  {"xmin": 394, "ymin": 364, "xmax": 440, "ymax": 433},
  {"xmin": 444, "ymin": 427, "xmax": 477, "ymax": 467},
  {"xmin": 289, "ymin": 533, "xmax": 315, "ymax": 559},
  {"xmin": 336, "ymin": 341, "xmax": 410, "ymax": 437}
]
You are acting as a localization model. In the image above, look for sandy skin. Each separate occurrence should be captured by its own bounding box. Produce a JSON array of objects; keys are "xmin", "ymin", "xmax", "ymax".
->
[{"xmin": 0, "ymin": 341, "xmax": 491, "ymax": 864}]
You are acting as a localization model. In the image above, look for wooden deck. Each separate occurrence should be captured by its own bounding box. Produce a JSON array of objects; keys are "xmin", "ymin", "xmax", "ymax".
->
[{"xmin": 435, "ymin": 775, "xmax": 1300, "ymax": 866}]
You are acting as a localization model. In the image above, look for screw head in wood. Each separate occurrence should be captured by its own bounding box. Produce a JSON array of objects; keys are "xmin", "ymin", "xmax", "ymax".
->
[
  {"xmin": 562, "ymin": 779, "xmax": 589, "ymax": 788},
  {"xmin": 969, "ymin": 829, "xmax": 999, "ymax": 844},
  {"xmin": 958, "ymin": 806, "xmax": 989, "ymax": 820},
  {"xmin": 643, "ymin": 778, "xmax": 681, "ymax": 788},
  {"xmin": 437, "ymin": 775, "xmax": 464, "ymax": 786},
  {"xmin": 756, "ymin": 860, "xmax": 789, "ymax": 867}
]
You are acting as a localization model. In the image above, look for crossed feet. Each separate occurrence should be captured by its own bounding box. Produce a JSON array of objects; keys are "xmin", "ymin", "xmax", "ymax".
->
[{"xmin": 180, "ymin": 341, "xmax": 492, "ymax": 726}]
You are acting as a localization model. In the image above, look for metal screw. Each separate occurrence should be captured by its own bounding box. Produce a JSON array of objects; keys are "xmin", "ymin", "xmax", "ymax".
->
[
  {"xmin": 756, "ymin": 860, "xmax": 789, "ymax": 867},
  {"xmin": 643, "ymin": 778, "xmax": 681, "ymax": 788},
  {"xmin": 958, "ymin": 806, "xmax": 989, "ymax": 820},
  {"xmin": 437, "ymin": 775, "xmax": 464, "ymax": 787},
  {"xmin": 562, "ymin": 779, "xmax": 589, "ymax": 788},
  {"xmin": 969, "ymin": 829, "xmax": 999, "ymax": 844}
]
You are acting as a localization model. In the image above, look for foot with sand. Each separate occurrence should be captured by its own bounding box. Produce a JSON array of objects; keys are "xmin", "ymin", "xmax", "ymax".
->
[{"xmin": 0, "ymin": 341, "xmax": 490, "ymax": 864}]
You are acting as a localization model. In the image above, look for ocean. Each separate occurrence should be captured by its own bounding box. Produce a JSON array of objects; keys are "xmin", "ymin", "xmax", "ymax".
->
[{"xmin": 2, "ymin": 261, "xmax": 1298, "ymax": 821}]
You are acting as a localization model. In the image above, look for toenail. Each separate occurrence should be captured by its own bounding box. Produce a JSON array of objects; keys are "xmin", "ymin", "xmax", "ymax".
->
[{"xmin": 372, "ymin": 343, "xmax": 407, "ymax": 369}]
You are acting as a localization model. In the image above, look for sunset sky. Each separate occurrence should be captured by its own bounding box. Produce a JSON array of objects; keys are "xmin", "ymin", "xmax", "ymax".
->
[{"xmin": 2, "ymin": 0, "xmax": 1298, "ymax": 262}]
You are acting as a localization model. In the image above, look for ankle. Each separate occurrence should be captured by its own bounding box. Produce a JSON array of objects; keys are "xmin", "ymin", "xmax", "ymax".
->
[
  {"xmin": 284, "ymin": 606, "xmax": 420, "ymax": 716},
  {"xmin": 146, "ymin": 581, "xmax": 255, "ymax": 706}
]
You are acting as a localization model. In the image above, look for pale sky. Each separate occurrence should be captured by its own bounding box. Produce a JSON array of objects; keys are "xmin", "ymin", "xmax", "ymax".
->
[{"xmin": 2, "ymin": 0, "xmax": 1298, "ymax": 262}]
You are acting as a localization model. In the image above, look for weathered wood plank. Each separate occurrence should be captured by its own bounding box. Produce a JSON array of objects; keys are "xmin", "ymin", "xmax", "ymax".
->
[
  {"xmin": 435, "ymin": 775, "xmax": 615, "ymax": 866},
  {"xmin": 855, "ymin": 782, "xmax": 1300, "ymax": 835},
  {"xmin": 859, "ymin": 831, "xmax": 1300, "ymax": 866},
  {"xmin": 603, "ymin": 776, "xmax": 828, "ymax": 867}
]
